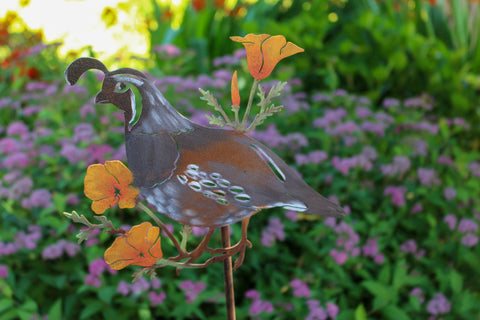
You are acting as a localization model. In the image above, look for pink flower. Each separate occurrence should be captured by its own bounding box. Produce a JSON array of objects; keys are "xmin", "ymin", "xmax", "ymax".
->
[
  {"xmin": 457, "ymin": 218, "xmax": 478, "ymax": 233},
  {"xmin": 179, "ymin": 280, "xmax": 206, "ymax": 303},
  {"xmin": 443, "ymin": 214, "xmax": 457, "ymax": 230},
  {"xmin": 84, "ymin": 274, "xmax": 101, "ymax": 287},
  {"xmin": 326, "ymin": 302, "xmax": 339, "ymax": 319},
  {"xmin": 384, "ymin": 186, "xmax": 407, "ymax": 207},
  {"xmin": 290, "ymin": 279, "xmax": 311, "ymax": 298},
  {"xmin": 426, "ymin": 293, "xmax": 451, "ymax": 315},
  {"xmin": 461, "ymin": 234, "xmax": 478, "ymax": 247},
  {"xmin": 148, "ymin": 291, "xmax": 167, "ymax": 306},
  {"xmin": 0, "ymin": 265, "xmax": 8, "ymax": 278},
  {"xmin": 330, "ymin": 249, "xmax": 348, "ymax": 265}
]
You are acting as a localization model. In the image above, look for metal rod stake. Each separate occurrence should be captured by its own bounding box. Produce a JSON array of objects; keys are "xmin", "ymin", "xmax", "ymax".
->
[{"xmin": 221, "ymin": 225, "xmax": 236, "ymax": 320}]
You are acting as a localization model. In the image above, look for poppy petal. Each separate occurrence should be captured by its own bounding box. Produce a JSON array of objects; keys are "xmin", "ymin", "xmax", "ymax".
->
[
  {"xmin": 104, "ymin": 235, "xmax": 140, "ymax": 270},
  {"xmin": 105, "ymin": 160, "xmax": 134, "ymax": 186},
  {"xmin": 118, "ymin": 186, "xmax": 140, "ymax": 209},
  {"xmin": 91, "ymin": 197, "xmax": 116, "ymax": 215},
  {"xmin": 84, "ymin": 164, "xmax": 116, "ymax": 200},
  {"xmin": 231, "ymin": 71, "xmax": 240, "ymax": 106}
]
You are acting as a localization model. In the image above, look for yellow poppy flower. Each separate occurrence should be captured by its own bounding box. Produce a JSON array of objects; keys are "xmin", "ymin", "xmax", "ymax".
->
[
  {"xmin": 230, "ymin": 34, "xmax": 304, "ymax": 81},
  {"xmin": 104, "ymin": 222, "xmax": 163, "ymax": 270},
  {"xmin": 84, "ymin": 160, "xmax": 139, "ymax": 214}
]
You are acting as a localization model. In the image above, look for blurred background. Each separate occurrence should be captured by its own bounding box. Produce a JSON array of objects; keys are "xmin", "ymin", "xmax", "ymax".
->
[{"xmin": 1, "ymin": 0, "xmax": 480, "ymax": 319}]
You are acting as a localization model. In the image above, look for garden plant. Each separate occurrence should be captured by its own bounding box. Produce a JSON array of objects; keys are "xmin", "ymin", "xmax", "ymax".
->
[{"xmin": 1, "ymin": 1, "xmax": 480, "ymax": 319}]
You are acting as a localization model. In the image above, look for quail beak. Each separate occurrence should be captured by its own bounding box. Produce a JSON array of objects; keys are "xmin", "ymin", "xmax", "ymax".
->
[{"xmin": 94, "ymin": 91, "xmax": 110, "ymax": 104}]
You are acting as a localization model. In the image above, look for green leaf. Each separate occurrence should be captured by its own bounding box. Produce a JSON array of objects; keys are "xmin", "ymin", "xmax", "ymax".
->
[
  {"xmin": 450, "ymin": 270, "xmax": 463, "ymax": 295},
  {"xmin": 392, "ymin": 260, "xmax": 408, "ymax": 290},
  {"xmin": 362, "ymin": 281, "xmax": 394, "ymax": 310},
  {"xmin": 355, "ymin": 304, "xmax": 367, "ymax": 320},
  {"xmin": 0, "ymin": 299, "xmax": 14, "ymax": 314},
  {"xmin": 98, "ymin": 287, "xmax": 116, "ymax": 305},
  {"xmin": 48, "ymin": 299, "xmax": 62, "ymax": 320},
  {"xmin": 80, "ymin": 301, "xmax": 104, "ymax": 320},
  {"xmin": 382, "ymin": 305, "xmax": 411, "ymax": 320}
]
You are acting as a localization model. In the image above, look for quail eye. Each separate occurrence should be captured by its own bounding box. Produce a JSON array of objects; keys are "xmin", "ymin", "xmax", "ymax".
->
[{"xmin": 114, "ymin": 82, "xmax": 126, "ymax": 92}]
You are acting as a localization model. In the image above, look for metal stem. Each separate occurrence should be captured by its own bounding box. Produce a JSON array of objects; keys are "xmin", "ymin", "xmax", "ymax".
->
[{"xmin": 221, "ymin": 226, "xmax": 236, "ymax": 320}]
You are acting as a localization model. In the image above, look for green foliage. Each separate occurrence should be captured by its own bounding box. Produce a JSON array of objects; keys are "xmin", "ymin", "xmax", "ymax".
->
[{"xmin": 1, "ymin": 2, "xmax": 480, "ymax": 319}]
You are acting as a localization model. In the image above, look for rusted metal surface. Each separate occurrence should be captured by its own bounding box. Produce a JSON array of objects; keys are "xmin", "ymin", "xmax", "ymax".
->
[{"xmin": 65, "ymin": 57, "xmax": 346, "ymax": 229}]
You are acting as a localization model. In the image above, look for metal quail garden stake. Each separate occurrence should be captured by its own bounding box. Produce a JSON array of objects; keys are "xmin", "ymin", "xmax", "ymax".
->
[{"xmin": 64, "ymin": 34, "xmax": 346, "ymax": 319}]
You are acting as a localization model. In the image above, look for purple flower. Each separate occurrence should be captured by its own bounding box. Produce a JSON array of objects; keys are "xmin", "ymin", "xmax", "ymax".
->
[
  {"xmin": 86, "ymin": 144, "xmax": 113, "ymax": 165},
  {"xmin": 437, "ymin": 156, "xmax": 455, "ymax": 166},
  {"xmin": 312, "ymin": 93, "xmax": 331, "ymax": 103},
  {"xmin": 3, "ymin": 152, "xmax": 30, "ymax": 169},
  {"xmin": 150, "ymin": 277, "xmax": 162, "ymax": 290},
  {"xmin": 326, "ymin": 302, "xmax": 339, "ymax": 319},
  {"xmin": 148, "ymin": 291, "xmax": 167, "ymax": 306},
  {"xmin": 383, "ymin": 98, "xmax": 400, "ymax": 109},
  {"xmin": 191, "ymin": 226, "xmax": 209, "ymax": 237},
  {"xmin": 261, "ymin": 217, "xmax": 285, "ymax": 247},
  {"xmin": 306, "ymin": 299, "xmax": 327, "ymax": 320},
  {"xmin": 117, "ymin": 281, "xmax": 131, "ymax": 296},
  {"xmin": 313, "ymin": 108, "xmax": 346, "ymax": 128},
  {"xmin": 246, "ymin": 290, "xmax": 273, "ymax": 316},
  {"xmin": 412, "ymin": 202, "xmax": 423, "ymax": 214},
  {"xmin": 89, "ymin": 258, "xmax": 108, "ymax": 277},
  {"xmin": 356, "ymin": 106, "xmax": 372, "ymax": 118},
  {"xmin": 468, "ymin": 162, "xmax": 480, "ymax": 177},
  {"xmin": 0, "ymin": 137, "xmax": 21, "ymax": 153},
  {"xmin": 0, "ymin": 265, "xmax": 8, "ymax": 278},
  {"xmin": 249, "ymin": 299, "xmax": 274, "ymax": 316},
  {"xmin": 179, "ymin": 280, "xmax": 206, "ymax": 303},
  {"xmin": 332, "ymin": 121, "xmax": 359, "ymax": 136},
  {"xmin": 381, "ymin": 156, "xmax": 411, "ymax": 177},
  {"xmin": 361, "ymin": 121, "xmax": 385, "ymax": 136},
  {"xmin": 131, "ymin": 277, "xmax": 150, "ymax": 295},
  {"xmin": 42, "ymin": 243, "xmax": 63, "ymax": 260},
  {"xmin": 417, "ymin": 168, "xmax": 441, "ymax": 187},
  {"xmin": 330, "ymin": 249, "xmax": 348, "ymax": 265},
  {"xmin": 426, "ymin": 293, "xmax": 451, "ymax": 315},
  {"xmin": 384, "ymin": 186, "xmax": 407, "ymax": 207},
  {"xmin": 60, "ymin": 143, "xmax": 88, "ymax": 164},
  {"xmin": 461, "ymin": 233, "xmax": 478, "ymax": 247},
  {"xmin": 457, "ymin": 218, "xmax": 478, "ymax": 233},
  {"xmin": 410, "ymin": 287, "xmax": 425, "ymax": 304},
  {"xmin": 285, "ymin": 210, "xmax": 298, "ymax": 221},
  {"xmin": 73, "ymin": 123, "xmax": 96, "ymax": 143},
  {"xmin": 324, "ymin": 217, "xmax": 336, "ymax": 228},
  {"xmin": 22, "ymin": 189, "xmax": 52, "ymax": 209},
  {"xmin": 362, "ymin": 238, "xmax": 379, "ymax": 257},
  {"xmin": 154, "ymin": 44, "xmax": 181, "ymax": 57},
  {"xmin": 400, "ymin": 239, "xmax": 417, "ymax": 254},
  {"xmin": 443, "ymin": 187, "xmax": 456, "ymax": 201},
  {"xmin": 84, "ymin": 274, "xmax": 101, "ymax": 287},
  {"xmin": 9, "ymin": 176, "xmax": 33, "ymax": 200},
  {"xmin": 80, "ymin": 104, "xmax": 95, "ymax": 117},
  {"xmin": 290, "ymin": 279, "xmax": 311, "ymax": 298},
  {"xmin": 7, "ymin": 121, "xmax": 29, "ymax": 136},
  {"xmin": 245, "ymin": 289, "xmax": 260, "ymax": 300},
  {"xmin": 443, "ymin": 214, "xmax": 457, "ymax": 230},
  {"xmin": 373, "ymin": 253, "xmax": 384, "ymax": 264},
  {"xmin": 63, "ymin": 241, "xmax": 81, "ymax": 257},
  {"xmin": 411, "ymin": 139, "xmax": 428, "ymax": 157}
]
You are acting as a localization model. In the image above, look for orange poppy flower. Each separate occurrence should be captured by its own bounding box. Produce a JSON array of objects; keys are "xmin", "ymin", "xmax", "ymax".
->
[
  {"xmin": 104, "ymin": 222, "xmax": 163, "ymax": 270},
  {"xmin": 84, "ymin": 160, "xmax": 140, "ymax": 215},
  {"xmin": 231, "ymin": 71, "xmax": 240, "ymax": 106},
  {"xmin": 230, "ymin": 34, "xmax": 304, "ymax": 81}
]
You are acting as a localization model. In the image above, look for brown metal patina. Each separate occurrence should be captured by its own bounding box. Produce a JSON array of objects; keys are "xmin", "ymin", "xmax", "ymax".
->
[{"xmin": 65, "ymin": 58, "xmax": 345, "ymax": 269}]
